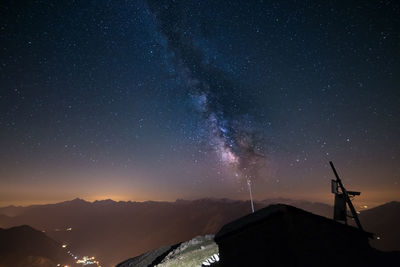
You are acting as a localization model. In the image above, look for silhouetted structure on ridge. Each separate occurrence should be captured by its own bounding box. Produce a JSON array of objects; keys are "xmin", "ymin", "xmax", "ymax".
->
[
  {"xmin": 214, "ymin": 204, "xmax": 398, "ymax": 267},
  {"xmin": 330, "ymin": 161, "xmax": 363, "ymax": 229}
]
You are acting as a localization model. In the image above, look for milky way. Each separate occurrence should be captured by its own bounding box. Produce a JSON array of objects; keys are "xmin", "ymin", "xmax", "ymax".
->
[
  {"xmin": 146, "ymin": 0, "xmax": 268, "ymax": 183},
  {"xmin": 0, "ymin": 0, "xmax": 399, "ymax": 205}
]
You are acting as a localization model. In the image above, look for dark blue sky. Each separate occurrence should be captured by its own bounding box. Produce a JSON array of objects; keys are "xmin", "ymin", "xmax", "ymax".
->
[{"xmin": 0, "ymin": 0, "xmax": 399, "ymax": 206}]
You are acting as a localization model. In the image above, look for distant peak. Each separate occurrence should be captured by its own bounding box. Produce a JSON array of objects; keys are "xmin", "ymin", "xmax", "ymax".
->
[
  {"xmin": 60, "ymin": 198, "xmax": 89, "ymax": 205},
  {"xmin": 93, "ymin": 199, "xmax": 116, "ymax": 204},
  {"xmin": 71, "ymin": 197, "xmax": 87, "ymax": 202}
]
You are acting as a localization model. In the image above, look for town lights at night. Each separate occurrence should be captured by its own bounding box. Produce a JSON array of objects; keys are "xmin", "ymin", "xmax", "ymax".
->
[{"xmin": 76, "ymin": 256, "xmax": 100, "ymax": 266}]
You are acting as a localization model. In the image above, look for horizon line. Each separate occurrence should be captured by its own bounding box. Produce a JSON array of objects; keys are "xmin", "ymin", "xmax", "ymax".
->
[{"xmin": 0, "ymin": 196, "xmax": 336, "ymax": 208}]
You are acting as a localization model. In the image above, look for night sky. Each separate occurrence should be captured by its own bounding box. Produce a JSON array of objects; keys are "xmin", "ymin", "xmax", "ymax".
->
[{"xmin": 1, "ymin": 0, "xmax": 399, "ymax": 207}]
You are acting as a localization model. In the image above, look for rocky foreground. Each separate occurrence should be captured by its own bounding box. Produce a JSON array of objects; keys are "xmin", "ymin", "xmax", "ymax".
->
[
  {"xmin": 117, "ymin": 235, "xmax": 218, "ymax": 267},
  {"xmin": 118, "ymin": 204, "xmax": 400, "ymax": 267}
]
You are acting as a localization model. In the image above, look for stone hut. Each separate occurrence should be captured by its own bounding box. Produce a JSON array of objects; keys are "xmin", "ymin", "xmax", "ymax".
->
[{"xmin": 214, "ymin": 204, "xmax": 398, "ymax": 267}]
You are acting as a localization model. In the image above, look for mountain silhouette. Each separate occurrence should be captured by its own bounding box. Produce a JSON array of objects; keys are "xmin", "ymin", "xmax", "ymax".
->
[
  {"xmin": 0, "ymin": 225, "xmax": 76, "ymax": 267},
  {"xmin": 214, "ymin": 204, "xmax": 399, "ymax": 267},
  {"xmin": 359, "ymin": 201, "xmax": 400, "ymax": 251},
  {"xmin": 117, "ymin": 204, "xmax": 400, "ymax": 267},
  {"xmin": 0, "ymin": 198, "xmax": 398, "ymax": 266}
]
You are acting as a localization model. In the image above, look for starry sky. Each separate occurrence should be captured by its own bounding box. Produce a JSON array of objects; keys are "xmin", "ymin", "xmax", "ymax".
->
[{"xmin": 0, "ymin": 0, "xmax": 399, "ymax": 207}]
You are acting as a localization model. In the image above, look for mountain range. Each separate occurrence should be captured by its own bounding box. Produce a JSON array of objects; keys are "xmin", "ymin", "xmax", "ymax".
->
[{"xmin": 0, "ymin": 198, "xmax": 398, "ymax": 266}]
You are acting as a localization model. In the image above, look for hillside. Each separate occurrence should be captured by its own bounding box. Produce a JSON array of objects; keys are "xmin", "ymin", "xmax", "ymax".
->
[
  {"xmin": 118, "ymin": 204, "xmax": 400, "ymax": 267},
  {"xmin": 359, "ymin": 201, "xmax": 400, "ymax": 251},
  {"xmin": 0, "ymin": 199, "xmax": 398, "ymax": 266},
  {"xmin": 0, "ymin": 225, "xmax": 76, "ymax": 267},
  {"xmin": 118, "ymin": 235, "xmax": 218, "ymax": 267},
  {"xmin": 0, "ymin": 198, "xmax": 331, "ymax": 266}
]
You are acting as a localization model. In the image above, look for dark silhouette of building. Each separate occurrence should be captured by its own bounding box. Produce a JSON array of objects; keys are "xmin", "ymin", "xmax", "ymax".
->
[{"xmin": 214, "ymin": 204, "xmax": 399, "ymax": 267}]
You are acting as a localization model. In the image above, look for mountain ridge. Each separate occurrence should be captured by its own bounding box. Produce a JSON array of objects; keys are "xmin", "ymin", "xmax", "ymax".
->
[
  {"xmin": 0, "ymin": 225, "xmax": 76, "ymax": 267},
  {"xmin": 0, "ymin": 198, "xmax": 398, "ymax": 266}
]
